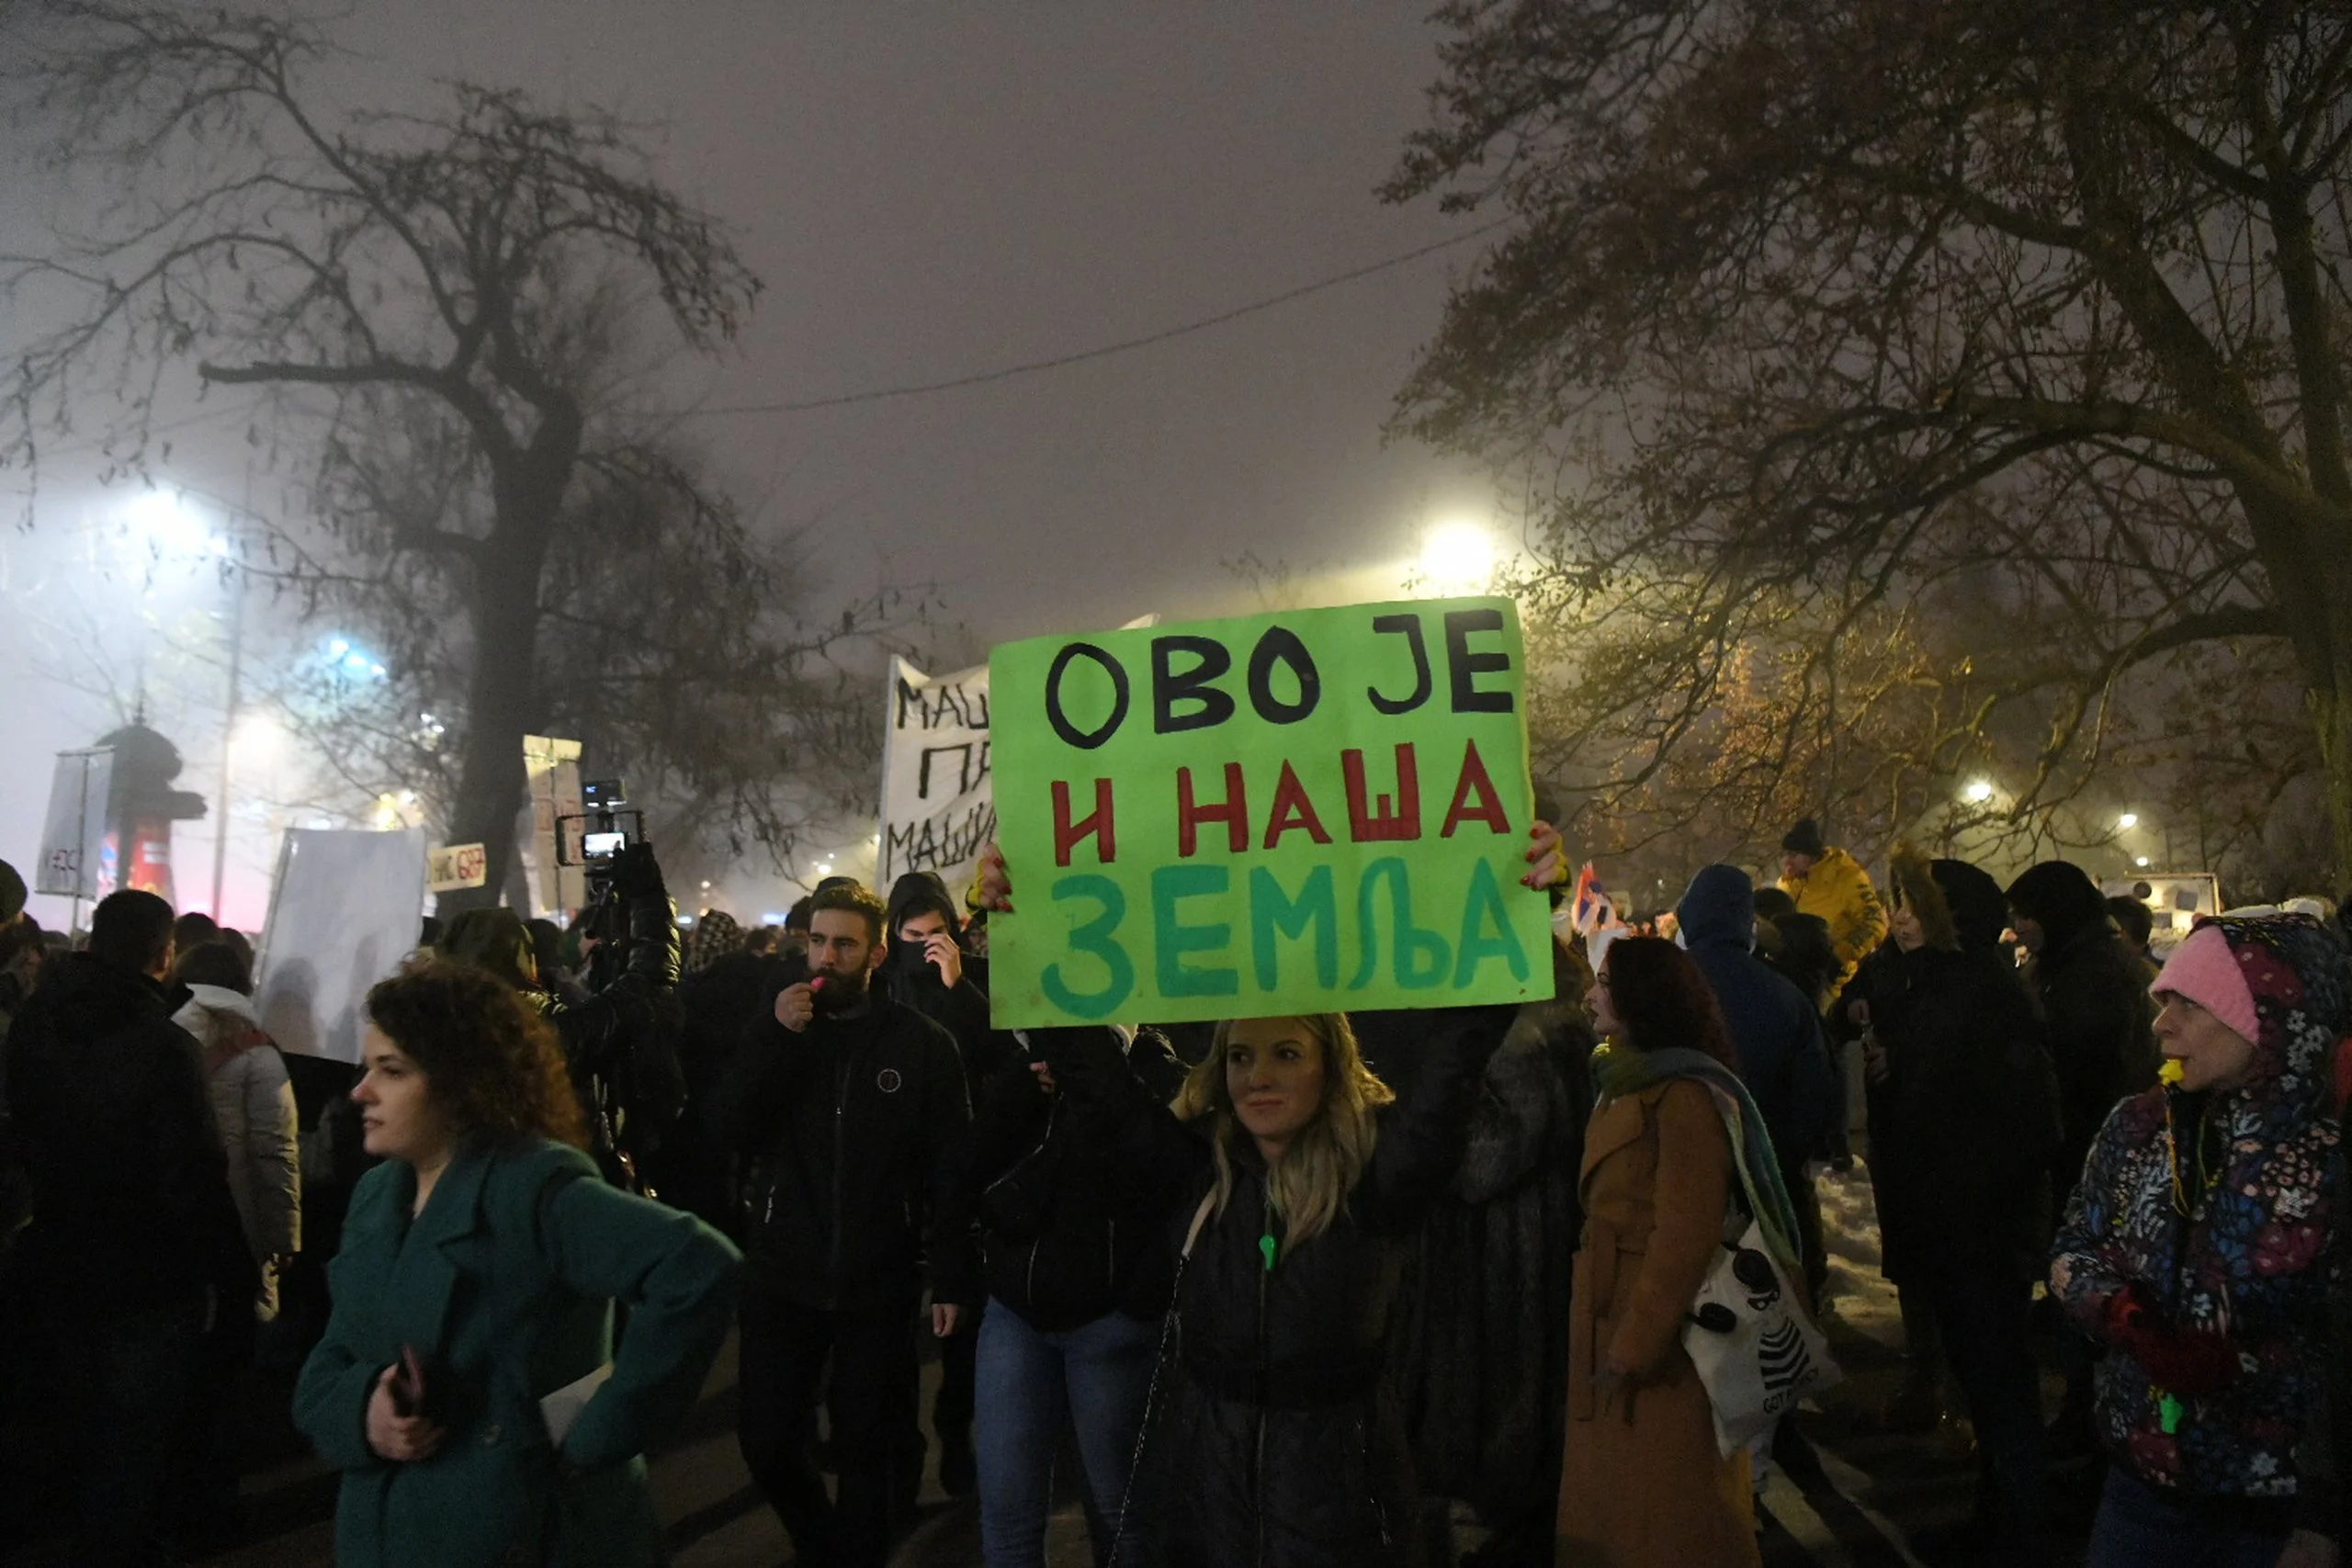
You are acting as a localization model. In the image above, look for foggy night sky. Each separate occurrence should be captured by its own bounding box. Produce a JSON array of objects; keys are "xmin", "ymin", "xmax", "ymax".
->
[{"xmin": 0, "ymin": 3, "xmax": 1507, "ymax": 919}]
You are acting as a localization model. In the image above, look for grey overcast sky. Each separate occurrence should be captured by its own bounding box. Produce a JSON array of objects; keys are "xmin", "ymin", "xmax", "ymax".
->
[
  {"xmin": 313, "ymin": 1, "xmax": 1498, "ymax": 645},
  {"xmin": 0, "ymin": 3, "xmax": 1507, "ymax": 917}
]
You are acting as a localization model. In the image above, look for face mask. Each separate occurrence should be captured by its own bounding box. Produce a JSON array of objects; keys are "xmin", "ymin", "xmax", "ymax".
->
[{"xmin": 896, "ymin": 937, "xmax": 934, "ymax": 977}]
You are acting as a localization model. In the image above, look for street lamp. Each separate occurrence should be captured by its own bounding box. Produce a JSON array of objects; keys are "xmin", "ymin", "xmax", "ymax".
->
[
  {"xmin": 2117, "ymin": 812, "xmax": 2140, "ymax": 829},
  {"xmin": 1962, "ymin": 779, "xmax": 1996, "ymax": 804},
  {"xmin": 1417, "ymin": 520, "xmax": 1498, "ymax": 595},
  {"xmin": 2135, "ymin": 855, "xmax": 2152, "ymax": 868}
]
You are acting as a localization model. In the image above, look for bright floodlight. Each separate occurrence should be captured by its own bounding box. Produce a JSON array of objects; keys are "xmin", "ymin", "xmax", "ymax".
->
[
  {"xmin": 1963, "ymin": 779, "xmax": 1995, "ymax": 804},
  {"xmin": 2117, "ymin": 812, "xmax": 2140, "ymax": 829},
  {"xmin": 2135, "ymin": 855, "xmax": 2152, "ymax": 868},
  {"xmin": 1419, "ymin": 520, "xmax": 1498, "ymax": 593},
  {"xmin": 125, "ymin": 491, "xmax": 218, "ymax": 558}
]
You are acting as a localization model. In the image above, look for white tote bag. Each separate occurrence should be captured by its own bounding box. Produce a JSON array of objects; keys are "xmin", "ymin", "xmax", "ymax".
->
[{"xmin": 1679, "ymin": 1209, "xmax": 1840, "ymax": 1457}]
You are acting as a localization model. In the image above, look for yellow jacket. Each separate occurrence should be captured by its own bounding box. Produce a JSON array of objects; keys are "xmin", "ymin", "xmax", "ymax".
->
[{"xmin": 1778, "ymin": 844, "xmax": 1887, "ymax": 998}]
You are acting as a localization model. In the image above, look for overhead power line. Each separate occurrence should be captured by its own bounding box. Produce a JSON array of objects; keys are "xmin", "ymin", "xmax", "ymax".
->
[{"xmin": 688, "ymin": 218, "xmax": 1514, "ymax": 418}]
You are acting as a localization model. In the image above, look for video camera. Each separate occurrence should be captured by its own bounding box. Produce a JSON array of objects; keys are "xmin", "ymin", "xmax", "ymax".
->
[{"xmin": 558, "ymin": 777, "xmax": 650, "ymax": 902}]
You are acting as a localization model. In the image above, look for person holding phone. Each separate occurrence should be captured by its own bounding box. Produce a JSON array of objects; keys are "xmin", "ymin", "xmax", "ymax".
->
[
  {"xmin": 877, "ymin": 872, "xmax": 999, "ymax": 1497},
  {"xmin": 293, "ymin": 960, "xmax": 740, "ymax": 1568}
]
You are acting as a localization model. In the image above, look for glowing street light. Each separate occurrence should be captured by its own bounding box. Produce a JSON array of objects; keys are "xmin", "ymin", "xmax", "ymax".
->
[
  {"xmin": 1962, "ymin": 779, "xmax": 1996, "ymax": 804},
  {"xmin": 1418, "ymin": 519, "xmax": 1498, "ymax": 595},
  {"xmin": 124, "ymin": 490, "xmax": 226, "ymax": 558},
  {"xmin": 2135, "ymin": 855, "xmax": 2152, "ymax": 868},
  {"xmin": 2117, "ymin": 812, "xmax": 2140, "ymax": 829}
]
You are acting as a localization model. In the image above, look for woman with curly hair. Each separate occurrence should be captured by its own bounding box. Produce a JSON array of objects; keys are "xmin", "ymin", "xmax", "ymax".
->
[{"xmin": 292, "ymin": 959, "xmax": 741, "ymax": 1568}]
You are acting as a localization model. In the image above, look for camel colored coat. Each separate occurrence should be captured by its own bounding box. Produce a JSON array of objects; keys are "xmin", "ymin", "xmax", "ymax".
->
[{"xmin": 1556, "ymin": 1077, "xmax": 1758, "ymax": 1568}]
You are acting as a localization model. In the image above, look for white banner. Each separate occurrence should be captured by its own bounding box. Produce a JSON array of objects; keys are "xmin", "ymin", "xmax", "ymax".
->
[
  {"xmin": 877, "ymin": 656, "xmax": 994, "ymax": 894},
  {"xmin": 35, "ymin": 749, "xmax": 113, "ymax": 900},
  {"xmin": 254, "ymin": 828, "xmax": 427, "ymax": 1063}
]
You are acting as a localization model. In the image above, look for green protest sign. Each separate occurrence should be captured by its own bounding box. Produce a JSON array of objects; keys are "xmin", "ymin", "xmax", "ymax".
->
[{"xmin": 988, "ymin": 596, "xmax": 1555, "ymax": 1028}]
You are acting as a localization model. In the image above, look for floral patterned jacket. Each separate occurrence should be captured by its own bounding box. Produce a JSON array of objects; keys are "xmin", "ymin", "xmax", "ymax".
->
[{"xmin": 2051, "ymin": 915, "xmax": 2351, "ymax": 1498}]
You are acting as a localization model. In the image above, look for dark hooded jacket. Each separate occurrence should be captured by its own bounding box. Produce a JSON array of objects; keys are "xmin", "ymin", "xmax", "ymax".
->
[
  {"xmin": 968, "ymin": 1025, "xmax": 1191, "ymax": 1331},
  {"xmin": 4, "ymin": 952, "xmax": 252, "ymax": 1312},
  {"xmin": 2008, "ymin": 861, "xmax": 2160, "ymax": 1192},
  {"xmin": 1121, "ymin": 1004, "xmax": 1514, "ymax": 1568},
  {"xmin": 879, "ymin": 877, "xmax": 1001, "ymax": 1100},
  {"xmin": 1853, "ymin": 857, "xmax": 2063, "ymax": 1285},
  {"xmin": 2052, "ymin": 914, "xmax": 2348, "ymax": 1500},
  {"xmin": 1676, "ymin": 864, "xmax": 1838, "ymax": 1167}
]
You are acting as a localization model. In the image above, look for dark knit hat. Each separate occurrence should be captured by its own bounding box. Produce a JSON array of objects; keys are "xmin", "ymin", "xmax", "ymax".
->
[{"xmin": 1781, "ymin": 818, "xmax": 1826, "ymax": 858}]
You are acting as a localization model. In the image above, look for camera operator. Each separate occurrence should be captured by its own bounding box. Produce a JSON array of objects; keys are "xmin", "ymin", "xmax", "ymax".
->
[{"xmin": 436, "ymin": 841, "xmax": 685, "ymax": 1190}]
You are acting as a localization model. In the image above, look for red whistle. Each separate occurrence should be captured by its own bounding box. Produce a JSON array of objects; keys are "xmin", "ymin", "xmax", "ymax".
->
[{"xmin": 808, "ymin": 976, "xmax": 829, "ymax": 994}]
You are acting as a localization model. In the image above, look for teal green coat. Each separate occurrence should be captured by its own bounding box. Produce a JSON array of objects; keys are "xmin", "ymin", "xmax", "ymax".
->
[{"xmin": 293, "ymin": 1139, "xmax": 741, "ymax": 1568}]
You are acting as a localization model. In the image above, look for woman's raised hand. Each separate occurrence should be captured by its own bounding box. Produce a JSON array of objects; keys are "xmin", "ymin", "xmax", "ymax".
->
[
  {"xmin": 1522, "ymin": 819, "xmax": 1566, "ymax": 892},
  {"xmin": 977, "ymin": 842, "xmax": 1013, "ymax": 913}
]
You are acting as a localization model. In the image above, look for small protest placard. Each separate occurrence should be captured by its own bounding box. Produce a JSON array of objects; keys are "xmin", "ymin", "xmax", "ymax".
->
[
  {"xmin": 426, "ymin": 841, "xmax": 489, "ymax": 893},
  {"xmin": 988, "ymin": 597, "xmax": 1555, "ymax": 1028}
]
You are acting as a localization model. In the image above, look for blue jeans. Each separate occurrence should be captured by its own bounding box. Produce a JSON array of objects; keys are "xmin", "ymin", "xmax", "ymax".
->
[
  {"xmin": 2085, "ymin": 1467, "xmax": 2296, "ymax": 1568},
  {"xmin": 974, "ymin": 1299, "xmax": 1157, "ymax": 1568}
]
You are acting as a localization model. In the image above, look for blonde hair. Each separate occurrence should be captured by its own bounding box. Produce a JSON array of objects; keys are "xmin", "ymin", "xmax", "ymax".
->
[{"xmin": 1171, "ymin": 1012, "xmax": 1396, "ymax": 1245}]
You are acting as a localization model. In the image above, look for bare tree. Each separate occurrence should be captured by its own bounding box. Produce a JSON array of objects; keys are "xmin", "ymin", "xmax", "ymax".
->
[
  {"xmin": 0, "ymin": 2, "xmax": 884, "ymax": 905},
  {"xmin": 1386, "ymin": 0, "xmax": 2352, "ymax": 879}
]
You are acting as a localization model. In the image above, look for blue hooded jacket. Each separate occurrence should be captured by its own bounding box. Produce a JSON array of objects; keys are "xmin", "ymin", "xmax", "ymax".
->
[{"xmin": 1676, "ymin": 864, "xmax": 1839, "ymax": 1165}]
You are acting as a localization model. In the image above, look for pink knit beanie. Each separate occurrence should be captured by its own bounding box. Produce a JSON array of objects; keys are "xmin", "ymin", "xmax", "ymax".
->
[{"xmin": 2151, "ymin": 923, "xmax": 2262, "ymax": 1044}]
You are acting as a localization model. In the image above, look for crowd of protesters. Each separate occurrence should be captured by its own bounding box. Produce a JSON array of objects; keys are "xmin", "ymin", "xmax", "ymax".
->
[{"xmin": 6, "ymin": 806, "xmax": 2352, "ymax": 1568}]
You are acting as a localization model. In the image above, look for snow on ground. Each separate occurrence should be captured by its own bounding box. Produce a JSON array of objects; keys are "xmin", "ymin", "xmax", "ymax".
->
[{"xmin": 1812, "ymin": 1157, "xmax": 1906, "ymax": 1355}]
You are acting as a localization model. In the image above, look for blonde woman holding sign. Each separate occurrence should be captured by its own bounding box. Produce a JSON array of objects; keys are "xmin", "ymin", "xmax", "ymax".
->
[{"xmin": 972, "ymin": 821, "xmax": 1563, "ymax": 1568}]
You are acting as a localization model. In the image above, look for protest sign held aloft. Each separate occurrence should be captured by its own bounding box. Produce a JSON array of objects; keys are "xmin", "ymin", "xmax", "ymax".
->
[
  {"xmin": 989, "ymin": 596, "xmax": 1555, "ymax": 1028},
  {"xmin": 878, "ymin": 655, "xmax": 996, "ymax": 894}
]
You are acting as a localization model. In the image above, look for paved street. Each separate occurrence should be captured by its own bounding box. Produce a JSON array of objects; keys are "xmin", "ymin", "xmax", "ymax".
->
[{"xmin": 0, "ymin": 1168, "xmax": 2108, "ymax": 1568}]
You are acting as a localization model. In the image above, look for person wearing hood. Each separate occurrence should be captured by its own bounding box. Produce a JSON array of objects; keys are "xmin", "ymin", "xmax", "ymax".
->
[
  {"xmin": 876, "ymin": 870, "xmax": 996, "ymax": 1499},
  {"xmin": 4, "ymin": 889, "xmax": 253, "ymax": 1568},
  {"xmin": 171, "ymin": 941, "xmax": 300, "ymax": 1322},
  {"xmin": 2007, "ymin": 861, "xmax": 2161, "ymax": 1197},
  {"xmin": 1775, "ymin": 817, "xmax": 1888, "ymax": 1002},
  {"xmin": 1676, "ymin": 865, "xmax": 1838, "ymax": 1297},
  {"xmin": 1850, "ymin": 851, "xmax": 2062, "ymax": 1563},
  {"xmin": 2051, "ymin": 914, "xmax": 2350, "ymax": 1568}
]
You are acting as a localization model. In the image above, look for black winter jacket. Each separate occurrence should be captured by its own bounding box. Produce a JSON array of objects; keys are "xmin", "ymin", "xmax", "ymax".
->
[
  {"xmin": 718, "ymin": 994, "xmax": 975, "ymax": 1310},
  {"xmin": 876, "ymin": 950, "xmax": 1000, "ymax": 1101},
  {"xmin": 1853, "ymin": 942, "xmax": 2063, "ymax": 1284},
  {"xmin": 1123, "ymin": 1004, "xmax": 1513, "ymax": 1568},
  {"xmin": 970, "ymin": 1026, "xmax": 1191, "ymax": 1332},
  {"xmin": 4, "ymin": 953, "xmax": 253, "ymax": 1313},
  {"xmin": 528, "ymin": 889, "xmax": 686, "ymax": 1179},
  {"xmin": 2028, "ymin": 924, "xmax": 2159, "ymax": 1191}
]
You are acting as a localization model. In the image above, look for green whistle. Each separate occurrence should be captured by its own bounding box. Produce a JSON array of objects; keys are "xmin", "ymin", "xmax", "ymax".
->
[
  {"xmin": 2158, "ymin": 1392, "xmax": 2184, "ymax": 1435},
  {"xmin": 1260, "ymin": 1233, "xmax": 1277, "ymax": 1272}
]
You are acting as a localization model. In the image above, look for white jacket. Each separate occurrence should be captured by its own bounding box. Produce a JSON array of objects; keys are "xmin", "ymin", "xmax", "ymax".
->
[{"xmin": 174, "ymin": 985, "xmax": 301, "ymax": 1314}]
